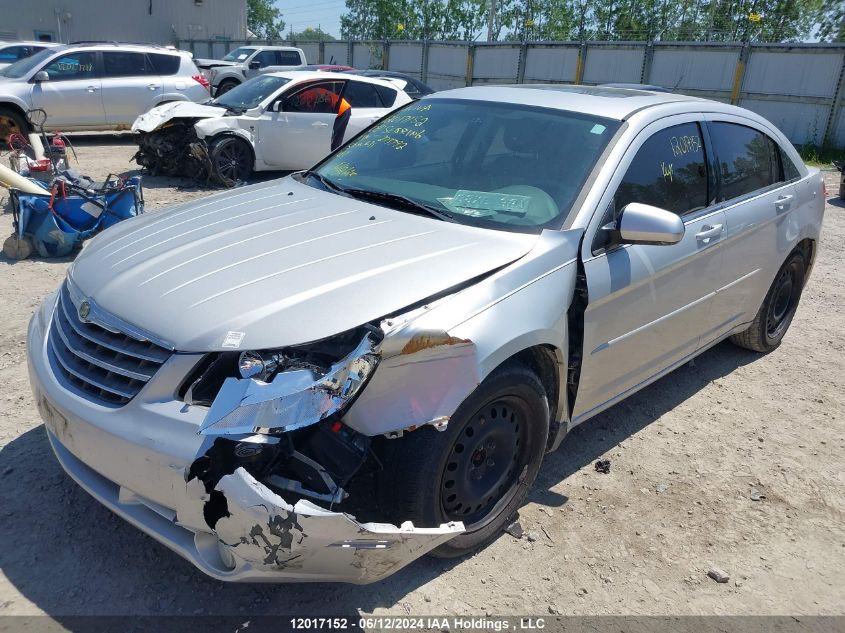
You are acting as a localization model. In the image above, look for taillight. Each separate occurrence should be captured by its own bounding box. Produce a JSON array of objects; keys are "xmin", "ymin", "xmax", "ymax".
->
[{"xmin": 192, "ymin": 74, "xmax": 210, "ymax": 90}]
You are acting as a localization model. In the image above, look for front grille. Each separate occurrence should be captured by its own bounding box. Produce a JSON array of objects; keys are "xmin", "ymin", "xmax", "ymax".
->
[{"xmin": 48, "ymin": 283, "xmax": 172, "ymax": 407}]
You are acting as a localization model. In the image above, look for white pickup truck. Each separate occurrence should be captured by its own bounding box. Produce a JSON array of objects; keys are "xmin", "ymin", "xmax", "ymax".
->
[{"xmin": 195, "ymin": 45, "xmax": 306, "ymax": 96}]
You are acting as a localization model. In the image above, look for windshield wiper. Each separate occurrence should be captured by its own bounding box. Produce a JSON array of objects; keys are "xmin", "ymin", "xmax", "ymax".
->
[
  {"xmin": 340, "ymin": 188, "xmax": 456, "ymax": 222},
  {"xmin": 304, "ymin": 170, "xmax": 346, "ymax": 194}
]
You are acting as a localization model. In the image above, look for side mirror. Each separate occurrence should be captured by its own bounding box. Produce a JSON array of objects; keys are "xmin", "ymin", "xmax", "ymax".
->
[
  {"xmin": 617, "ymin": 202, "xmax": 685, "ymax": 245},
  {"xmin": 248, "ymin": 60, "xmax": 261, "ymax": 70},
  {"xmin": 33, "ymin": 70, "xmax": 50, "ymax": 82}
]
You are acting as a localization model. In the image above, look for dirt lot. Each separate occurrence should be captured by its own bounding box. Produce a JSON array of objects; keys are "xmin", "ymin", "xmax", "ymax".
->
[{"xmin": 0, "ymin": 136, "xmax": 842, "ymax": 617}]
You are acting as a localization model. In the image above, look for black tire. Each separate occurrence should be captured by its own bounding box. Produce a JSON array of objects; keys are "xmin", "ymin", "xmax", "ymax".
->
[
  {"xmin": 730, "ymin": 250, "xmax": 806, "ymax": 353},
  {"xmin": 215, "ymin": 79, "xmax": 239, "ymax": 96},
  {"xmin": 209, "ymin": 136, "xmax": 253, "ymax": 187},
  {"xmin": 0, "ymin": 107, "xmax": 29, "ymax": 147},
  {"xmin": 376, "ymin": 361, "xmax": 549, "ymax": 558}
]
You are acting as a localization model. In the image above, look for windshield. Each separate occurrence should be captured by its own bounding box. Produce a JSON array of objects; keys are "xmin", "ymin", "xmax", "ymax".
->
[
  {"xmin": 313, "ymin": 99, "xmax": 619, "ymax": 233},
  {"xmin": 210, "ymin": 75, "xmax": 290, "ymax": 111},
  {"xmin": 222, "ymin": 47, "xmax": 256, "ymax": 62},
  {"xmin": 0, "ymin": 48, "xmax": 54, "ymax": 78}
]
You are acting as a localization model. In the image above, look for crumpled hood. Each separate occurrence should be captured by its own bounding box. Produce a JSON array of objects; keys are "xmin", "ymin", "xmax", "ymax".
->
[
  {"xmin": 194, "ymin": 58, "xmax": 239, "ymax": 69},
  {"xmin": 132, "ymin": 101, "xmax": 225, "ymax": 133},
  {"xmin": 70, "ymin": 178, "xmax": 540, "ymax": 351}
]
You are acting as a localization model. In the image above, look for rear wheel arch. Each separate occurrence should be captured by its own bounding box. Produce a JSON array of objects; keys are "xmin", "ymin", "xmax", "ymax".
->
[{"xmin": 0, "ymin": 103, "xmax": 31, "ymax": 137}]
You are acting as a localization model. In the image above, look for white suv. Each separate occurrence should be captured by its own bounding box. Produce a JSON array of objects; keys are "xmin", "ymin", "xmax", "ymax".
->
[
  {"xmin": 0, "ymin": 42, "xmax": 209, "ymax": 137},
  {"xmin": 195, "ymin": 46, "xmax": 306, "ymax": 96}
]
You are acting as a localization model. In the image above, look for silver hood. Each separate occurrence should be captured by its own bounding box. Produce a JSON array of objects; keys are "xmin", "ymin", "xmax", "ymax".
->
[
  {"xmin": 132, "ymin": 101, "xmax": 225, "ymax": 133},
  {"xmin": 70, "ymin": 178, "xmax": 539, "ymax": 351}
]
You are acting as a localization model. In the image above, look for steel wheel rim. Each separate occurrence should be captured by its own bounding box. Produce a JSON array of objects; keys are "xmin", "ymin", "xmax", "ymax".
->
[
  {"xmin": 439, "ymin": 397, "xmax": 529, "ymax": 530},
  {"xmin": 215, "ymin": 141, "xmax": 249, "ymax": 182},
  {"xmin": 766, "ymin": 260, "xmax": 800, "ymax": 339}
]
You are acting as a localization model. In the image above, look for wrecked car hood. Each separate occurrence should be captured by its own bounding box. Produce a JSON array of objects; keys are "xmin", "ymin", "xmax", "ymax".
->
[
  {"xmin": 194, "ymin": 58, "xmax": 238, "ymax": 69},
  {"xmin": 70, "ymin": 178, "xmax": 540, "ymax": 351},
  {"xmin": 132, "ymin": 101, "xmax": 225, "ymax": 133}
]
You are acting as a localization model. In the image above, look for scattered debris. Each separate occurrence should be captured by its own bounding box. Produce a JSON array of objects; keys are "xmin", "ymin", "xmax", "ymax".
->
[
  {"xmin": 505, "ymin": 519, "xmax": 524, "ymax": 539},
  {"xmin": 655, "ymin": 483, "xmax": 668, "ymax": 493},
  {"xmin": 541, "ymin": 525, "xmax": 554, "ymax": 542},
  {"xmin": 594, "ymin": 458, "xmax": 611, "ymax": 474},
  {"xmin": 708, "ymin": 567, "xmax": 730, "ymax": 583},
  {"xmin": 525, "ymin": 529, "xmax": 539, "ymax": 543},
  {"xmin": 548, "ymin": 605, "xmax": 562, "ymax": 615},
  {"xmin": 750, "ymin": 488, "xmax": 766, "ymax": 501}
]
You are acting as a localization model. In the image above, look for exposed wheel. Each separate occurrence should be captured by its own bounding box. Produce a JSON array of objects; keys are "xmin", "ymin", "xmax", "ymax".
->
[
  {"xmin": 209, "ymin": 136, "xmax": 253, "ymax": 187},
  {"xmin": 0, "ymin": 107, "xmax": 28, "ymax": 147},
  {"xmin": 215, "ymin": 79, "xmax": 239, "ymax": 96},
  {"xmin": 377, "ymin": 361, "xmax": 549, "ymax": 558},
  {"xmin": 730, "ymin": 250, "xmax": 806, "ymax": 353}
]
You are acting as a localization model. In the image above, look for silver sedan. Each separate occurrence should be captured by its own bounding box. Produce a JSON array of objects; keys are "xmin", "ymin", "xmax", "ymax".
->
[{"xmin": 27, "ymin": 85, "xmax": 825, "ymax": 583}]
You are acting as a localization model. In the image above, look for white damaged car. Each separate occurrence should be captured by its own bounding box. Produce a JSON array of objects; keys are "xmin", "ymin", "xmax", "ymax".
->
[
  {"xmin": 29, "ymin": 86, "xmax": 823, "ymax": 583},
  {"xmin": 131, "ymin": 71, "xmax": 412, "ymax": 186}
]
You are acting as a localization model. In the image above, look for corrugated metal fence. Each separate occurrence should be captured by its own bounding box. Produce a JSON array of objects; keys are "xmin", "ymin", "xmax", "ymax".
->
[{"xmin": 181, "ymin": 39, "xmax": 845, "ymax": 149}]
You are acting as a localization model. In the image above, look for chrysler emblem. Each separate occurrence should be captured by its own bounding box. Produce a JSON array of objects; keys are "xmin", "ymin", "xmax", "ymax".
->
[{"xmin": 78, "ymin": 301, "xmax": 91, "ymax": 321}]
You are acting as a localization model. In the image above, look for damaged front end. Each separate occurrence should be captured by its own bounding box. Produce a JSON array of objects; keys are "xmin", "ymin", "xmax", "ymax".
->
[
  {"xmin": 180, "ymin": 324, "xmax": 465, "ymax": 582},
  {"xmin": 133, "ymin": 119, "xmax": 212, "ymax": 182}
]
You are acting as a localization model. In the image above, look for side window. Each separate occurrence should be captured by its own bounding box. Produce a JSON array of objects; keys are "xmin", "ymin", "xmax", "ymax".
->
[
  {"xmin": 148, "ymin": 53, "xmax": 180, "ymax": 75},
  {"xmin": 283, "ymin": 81, "xmax": 343, "ymax": 113},
  {"xmin": 252, "ymin": 50, "xmax": 276, "ymax": 68},
  {"xmin": 278, "ymin": 51, "xmax": 303, "ymax": 65},
  {"xmin": 42, "ymin": 52, "xmax": 97, "ymax": 81},
  {"xmin": 0, "ymin": 46, "xmax": 28, "ymax": 62},
  {"xmin": 709, "ymin": 122, "xmax": 778, "ymax": 201},
  {"xmin": 780, "ymin": 146, "xmax": 801, "ymax": 181},
  {"xmin": 103, "ymin": 52, "xmax": 152, "ymax": 77},
  {"xmin": 615, "ymin": 122, "xmax": 709, "ymax": 217},
  {"xmin": 375, "ymin": 84, "xmax": 398, "ymax": 106},
  {"xmin": 342, "ymin": 81, "xmax": 381, "ymax": 107}
]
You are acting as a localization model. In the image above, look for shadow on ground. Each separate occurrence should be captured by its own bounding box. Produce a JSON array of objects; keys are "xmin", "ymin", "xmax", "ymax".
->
[{"xmin": 0, "ymin": 340, "xmax": 758, "ymax": 617}]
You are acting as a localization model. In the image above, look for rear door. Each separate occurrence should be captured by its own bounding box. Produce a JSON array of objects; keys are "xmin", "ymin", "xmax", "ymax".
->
[
  {"xmin": 101, "ymin": 51, "xmax": 162, "ymax": 125},
  {"xmin": 702, "ymin": 118, "xmax": 804, "ymax": 341},
  {"xmin": 573, "ymin": 117, "xmax": 726, "ymax": 423},
  {"xmin": 30, "ymin": 51, "xmax": 105, "ymax": 128},
  {"xmin": 256, "ymin": 79, "xmax": 344, "ymax": 169}
]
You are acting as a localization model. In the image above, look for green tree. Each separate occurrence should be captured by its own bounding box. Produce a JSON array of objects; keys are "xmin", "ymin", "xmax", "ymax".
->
[
  {"xmin": 817, "ymin": 3, "xmax": 844, "ymax": 41},
  {"xmin": 247, "ymin": 0, "xmax": 286, "ymax": 39},
  {"xmin": 288, "ymin": 27, "xmax": 337, "ymax": 41}
]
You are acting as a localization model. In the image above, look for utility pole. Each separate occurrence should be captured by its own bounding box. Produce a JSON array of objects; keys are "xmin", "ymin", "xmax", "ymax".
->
[{"xmin": 487, "ymin": 0, "xmax": 496, "ymax": 41}]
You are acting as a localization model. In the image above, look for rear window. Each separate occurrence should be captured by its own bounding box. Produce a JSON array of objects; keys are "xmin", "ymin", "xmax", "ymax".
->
[
  {"xmin": 103, "ymin": 51, "xmax": 153, "ymax": 77},
  {"xmin": 278, "ymin": 50, "xmax": 302, "ymax": 65},
  {"xmin": 375, "ymin": 84, "xmax": 397, "ymax": 106},
  {"xmin": 615, "ymin": 122, "xmax": 710, "ymax": 217},
  {"xmin": 148, "ymin": 53, "xmax": 181, "ymax": 75},
  {"xmin": 709, "ymin": 122, "xmax": 780, "ymax": 201},
  {"xmin": 780, "ymin": 147, "xmax": 801, "ymax": 180},
  {"xmin": 342, "ymin": 81, "xmax": 382, "ymax": 108}
]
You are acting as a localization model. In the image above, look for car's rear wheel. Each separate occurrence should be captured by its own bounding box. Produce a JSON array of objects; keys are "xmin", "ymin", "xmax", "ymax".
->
[
  {"xmin": 0, "ymin": 107, "xmax": 28, "ymax": 148},
  {"xmin": 730, "ymin": 250, "xmax": 806, "ymax": 352},
  {"xmin": 209, "ymin": 136, "xmax": 253, "ymax": 187},
  {"xmin": 215, "ymin": 79, "xmax": 239, "ymax": 96},
  {"xmin": 377, "ymin": 362, "xmax": 549, "ymax": 558}
]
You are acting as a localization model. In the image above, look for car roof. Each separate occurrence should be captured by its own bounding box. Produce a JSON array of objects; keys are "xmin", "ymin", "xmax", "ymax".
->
[
  {"xmin": 51, "ymin": 42, "xmax": 186, "ymax": 55},
  {"xmin": 237, "ymin": 45, "xmax": 302, "ymax": 51},
  {"xmin": 426, "ymin": 84, "xmax": 706, "ymax": 120},
  {"xmin": 268, "ymin": 70, "xmax": 399, "ymax": 89}
]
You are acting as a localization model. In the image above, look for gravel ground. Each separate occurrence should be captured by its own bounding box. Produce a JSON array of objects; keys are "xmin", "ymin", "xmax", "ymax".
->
[{"xmin": 0, "ymin": 136, "xmax": 843, "ymax": 617}]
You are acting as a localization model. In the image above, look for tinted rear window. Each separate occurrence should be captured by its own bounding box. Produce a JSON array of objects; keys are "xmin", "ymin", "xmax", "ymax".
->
[
  {"xmin": 342, "ymin": 81, "xmax": 381, "ymax": 107},
  {"xmin": 103, "ymin": 51, "xmax": 153, "ymax": 77},
  {"xmin": 149, "ymin": 53, "xmax": 181, "ymax": 75},
  {"xmin": 710, "ymin": 122, "xmax": 779, "ymax": 201},
  {"xmin": 278, "ymin": 50, "xmax": 302, "ymax": 65},
  {"xmin": 375, "ymin": 84, "xmax": 398, "ymax": 105},
  {"xmin": 615, "ymin": 122, "xmax": 709, "ymax": 216}
]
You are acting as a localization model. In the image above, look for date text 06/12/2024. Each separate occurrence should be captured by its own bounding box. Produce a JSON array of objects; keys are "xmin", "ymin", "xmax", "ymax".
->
[{"xmin": 290, "ymin": 618, "xmax": 549, "ymax": 630}]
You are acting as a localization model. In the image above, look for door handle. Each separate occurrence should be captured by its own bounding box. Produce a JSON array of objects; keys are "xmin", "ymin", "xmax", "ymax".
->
[
  {"xmin": 695, "ymin": 223, "xmax": 723, "ymax": 241},
  {"xmin": 86, "ymin": 85, "xmax": 99, "ymax": 92},
  {"xmin": 147, "ymin": 84, "xmax": 160, "ymax": 90},
  {"xmin": 311, "ymin": 121, "xmax": 329, "ymax": 128},
  {"xmin": 775, "ymin": 194, "xmax": 793, "ymax": 211}
]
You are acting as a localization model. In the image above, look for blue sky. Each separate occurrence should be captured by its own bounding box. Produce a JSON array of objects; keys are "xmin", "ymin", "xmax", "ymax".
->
[{"xmin": 276, "ymin": 0, "xmax": 346, "ymax": 38}]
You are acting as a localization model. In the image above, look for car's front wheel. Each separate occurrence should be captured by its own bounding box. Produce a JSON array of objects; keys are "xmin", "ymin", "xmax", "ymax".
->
[
  {"xmin": 209, "ymin": 136, "xmax": 253, "ymax": 187},
  {"xmin": 377, "ymin": 361, "xmax": 549, "ymax": 557},
  {"xmin": 730, "ymin": 250, "xmax": 806, "ymax": 352},
  {"xmin": 0, "ymin": 107, "xmax": 28, "ymax": 148}
]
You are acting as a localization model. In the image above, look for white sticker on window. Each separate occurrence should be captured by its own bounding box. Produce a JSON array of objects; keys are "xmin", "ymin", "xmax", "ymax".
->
[
  {"xmin": 221, "ymin": 331, "xmax": 246, "ymax": 348},
  {"xmin": 590, "ymin": 124, "xmax": 607, "ymax": 135}
]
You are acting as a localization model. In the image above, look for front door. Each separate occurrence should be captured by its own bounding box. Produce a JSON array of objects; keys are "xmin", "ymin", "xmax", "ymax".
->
[
  {"xmin": 101, "ymin": 51, "xmax": 162, "ymax": 126},
  {"xmin": 257, "ymin": 80, "xmax": 344, "ymax": 170},
  {"xmin": 573, "ymin": 118, "xmax": 725, "ymax": 423},
  {"xmin": 30, "ymin": 51, "xmax": 105, "ymax": 129}
]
